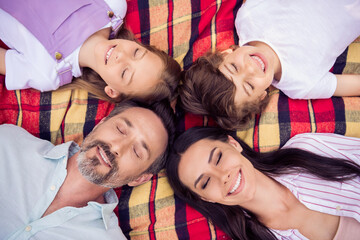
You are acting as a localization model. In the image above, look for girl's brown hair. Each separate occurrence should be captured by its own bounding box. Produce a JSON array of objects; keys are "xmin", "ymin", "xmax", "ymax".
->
[
  {"xmin": 179, "ymin": 51, "xmax": 269, "ymax": 130},
  {"xmin": 60, "ymin": 26, "xmax": 182, "ymax": 103}
]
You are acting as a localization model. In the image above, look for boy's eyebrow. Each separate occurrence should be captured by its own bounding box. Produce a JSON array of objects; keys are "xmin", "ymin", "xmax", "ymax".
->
[
  {"xmin": 194, "ymin": 147, "xmax": 217, "ymax": 188},
  {"xmin": 222, "ymin": 65, "xmax": 234, "ymax": 81}
]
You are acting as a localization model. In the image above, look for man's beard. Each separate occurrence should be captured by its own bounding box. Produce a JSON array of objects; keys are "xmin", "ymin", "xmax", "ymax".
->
[{"xmin": 77, "ymin": 140, "xmax": 123, "ymax": 188}]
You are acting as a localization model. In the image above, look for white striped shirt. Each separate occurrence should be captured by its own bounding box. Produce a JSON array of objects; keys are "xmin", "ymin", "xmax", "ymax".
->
[{"xmin": 271, "ymin": 133, "xmax": 360, "ymax": 239}]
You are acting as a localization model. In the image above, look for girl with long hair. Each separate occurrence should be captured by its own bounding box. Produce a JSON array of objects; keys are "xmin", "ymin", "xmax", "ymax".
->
[
  {"xmin": 166, "ymin": 127, "xmax": 360, "ymax": 239},
  {"xmin": 0, "ymin": 0, "xmax": 181, "ymax": 103}
]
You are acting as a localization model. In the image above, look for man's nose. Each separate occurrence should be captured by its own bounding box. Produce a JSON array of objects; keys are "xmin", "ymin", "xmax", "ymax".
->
[{"xmin": 110, "ymin": 136, "xmax": 133, "ymax": 156}]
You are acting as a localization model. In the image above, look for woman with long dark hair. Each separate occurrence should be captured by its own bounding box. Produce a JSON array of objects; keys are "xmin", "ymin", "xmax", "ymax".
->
[{"xmin": 166, "ymin": 127, "xmax": 360, "ymax": 239}]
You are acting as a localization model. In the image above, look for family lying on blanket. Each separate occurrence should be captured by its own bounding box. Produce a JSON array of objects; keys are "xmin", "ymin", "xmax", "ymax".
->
[{"xmin": 0, "ymin": 0, "xmax": 360, "ymax": 239}]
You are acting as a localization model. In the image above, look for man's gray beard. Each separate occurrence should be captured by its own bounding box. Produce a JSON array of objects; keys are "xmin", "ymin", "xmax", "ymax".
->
[{"xmin": 77, "ymin": 140, "xmax": 123, "ymax": 188}]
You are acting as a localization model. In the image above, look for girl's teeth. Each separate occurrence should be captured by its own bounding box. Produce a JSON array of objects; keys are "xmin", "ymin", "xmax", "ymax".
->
[{"xmin": 106, "ymin": 47, "xmax": 115, "ymax": 63}]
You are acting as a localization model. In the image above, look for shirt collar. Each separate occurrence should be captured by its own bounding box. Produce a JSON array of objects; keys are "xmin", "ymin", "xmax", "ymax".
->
[
  {"xmin": 43, "ymin": 141, "xmax": 80, "ymax": 160},
  {"xmin": 88, "ymin": 189, "xmax": 119, "ymax": 229}
]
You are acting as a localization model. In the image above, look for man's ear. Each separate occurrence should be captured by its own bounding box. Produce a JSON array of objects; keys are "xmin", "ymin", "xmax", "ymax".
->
[
  {"xmin": 227, "ymin": 135, "xmax": 243, "ymax": 153},
  {"xmin": 104, "ymin": 86, "xmax": 120, "ymax": 99},
  {"xmin": 127, "ymin": 173, "xmax": 153, "ymax": 187}
]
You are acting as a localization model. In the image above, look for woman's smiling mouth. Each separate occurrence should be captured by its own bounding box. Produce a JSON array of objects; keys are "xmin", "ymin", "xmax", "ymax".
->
[{"xmin": 228, "ymin": 170, "xmax": 242, "ymax": 195}]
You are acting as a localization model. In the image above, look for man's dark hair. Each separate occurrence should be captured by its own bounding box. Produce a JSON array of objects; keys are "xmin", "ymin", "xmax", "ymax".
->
[{"xmin": 106, "ymin": 99, "xmax": 175, "ymax": 175}]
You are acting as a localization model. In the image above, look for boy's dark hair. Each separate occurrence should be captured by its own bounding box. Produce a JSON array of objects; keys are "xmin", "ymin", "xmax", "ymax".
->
[{"xmin": 179, "ymin": 51, "xmax": 269, "ymax": 130}]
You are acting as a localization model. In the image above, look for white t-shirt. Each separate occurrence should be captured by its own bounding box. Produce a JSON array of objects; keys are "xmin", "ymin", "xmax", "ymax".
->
[
  {"xmin": 0, "ymin": 0, "xmax": 126, "ymax": 91},
  {"xmin": 235, "ymin": 0, "xmax": 360, "ymax": 99}
]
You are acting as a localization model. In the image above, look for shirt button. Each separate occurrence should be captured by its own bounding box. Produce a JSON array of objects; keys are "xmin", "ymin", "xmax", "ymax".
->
[
  {"xmin": 55, "ymin": 52, "xmax": 62, "ymax": 60},
  {"xmin": 25, "ymin": 225, "xmax": 32, "ymax": 231},
  {"xmin": 107, "ymin": 10, "xmax": 114, "ymax": 18},
  {"xmin": 336, "ymin": 205, "xmax": 341, "ymax": 211},
  {"xmin": 50, "ymin": 185, "xmax": 56, "ymax": 191}
]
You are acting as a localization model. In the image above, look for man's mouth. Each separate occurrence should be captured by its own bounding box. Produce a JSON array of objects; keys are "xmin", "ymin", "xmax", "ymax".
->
[
  {"xmin": 228, "ymin": 170, "xmax": 242, "ymax": 195},
  {"xmin": 251, "ymin": 55, "xmax": 265, "ymax": 72},
  {"xmin": 97, "ymin": 146, "xmax": 112, "ymax": 168},
  {"xmin": 105, "ymin": 46, "xmax": 116, "ymax": 65}
]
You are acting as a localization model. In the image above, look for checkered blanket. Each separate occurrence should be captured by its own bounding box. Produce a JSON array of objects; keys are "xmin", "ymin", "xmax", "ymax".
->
[{"xmin": 1, "ymin": 0, "xmax": 360, "ymax": 239}]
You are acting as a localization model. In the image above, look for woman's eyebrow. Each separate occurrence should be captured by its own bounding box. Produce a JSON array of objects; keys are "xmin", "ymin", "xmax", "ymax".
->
[{"xmin": 194, "ymin": 147, "xmax": 217, "ymax": 188}]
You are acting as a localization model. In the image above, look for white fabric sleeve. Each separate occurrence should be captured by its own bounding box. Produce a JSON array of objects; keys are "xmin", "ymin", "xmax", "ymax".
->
[
  {"xmin": 301, "ymin": 72, "xmax": 338, "ymax": 99},
  {"xmin": 5, "ymin": 49, "xmax": 60, "ymax": 91},
  {"xmin": 105, "ymin": 0, "xmax": 127, "ymax": 19}
]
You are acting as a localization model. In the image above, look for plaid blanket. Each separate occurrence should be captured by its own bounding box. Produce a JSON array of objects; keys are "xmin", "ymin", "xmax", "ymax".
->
[{"xmin": 1, "ymin": 0, "xmax": 360, "ymax": 239}]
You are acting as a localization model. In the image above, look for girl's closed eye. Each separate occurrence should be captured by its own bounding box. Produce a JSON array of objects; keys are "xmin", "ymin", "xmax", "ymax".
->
[
  {"xmin": 134, "ymin": 48, "xmax": 139, "ymax": 57},
  {"xmin": 121, "ymin": 68, "xmax": 128, "ymax": 78}
]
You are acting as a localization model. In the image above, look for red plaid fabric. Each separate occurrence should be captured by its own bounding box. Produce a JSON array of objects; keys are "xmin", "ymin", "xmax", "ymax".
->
[{"xmin": 1, "ymin": 1, "xmax": 360, "ymax": 239}]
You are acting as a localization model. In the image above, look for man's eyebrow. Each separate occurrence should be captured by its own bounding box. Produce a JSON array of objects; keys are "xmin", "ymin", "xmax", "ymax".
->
[
  {"xmin": 141, "ymin": 140, "xmax": 150, "ymax": 160},
  {"xmin": 194, "ymin": 147, "xmax": 217, "ymax": 189},
  {"xmin": 123, "ymin": 117, "xmax": 150, "ymax": 159},
  {"xmin": 124, "ymin": 118, "xmax": 133, "ymax": 128}
]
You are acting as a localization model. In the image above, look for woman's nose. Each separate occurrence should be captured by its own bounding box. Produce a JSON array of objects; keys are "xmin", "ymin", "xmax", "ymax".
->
[{"xmin": 214, "ymin": 167, "xmax": 231, "ymax": 185}]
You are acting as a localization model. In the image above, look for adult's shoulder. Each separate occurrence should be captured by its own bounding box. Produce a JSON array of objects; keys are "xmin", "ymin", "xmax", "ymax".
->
[
  {"xmin": 0, "ymin": 124, "xmax": 54, "ymax": 152},
  {"xmin": 282, "ymin": 133, "xmax": 360, "ymax": 160}
]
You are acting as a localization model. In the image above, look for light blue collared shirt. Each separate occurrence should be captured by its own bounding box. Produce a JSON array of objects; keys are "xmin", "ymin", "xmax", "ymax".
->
[{"xmin": 0, "ymin": 124, "xmax": 126, "ymax": 240}]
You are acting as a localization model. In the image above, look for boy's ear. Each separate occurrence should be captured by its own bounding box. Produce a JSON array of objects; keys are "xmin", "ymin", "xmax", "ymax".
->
[
  {"xmin": 104, "ymin": 86, "xmax": 120, "ymax": 99},
  {"xmin": 227, "ymin": 135, "xmax": 243, "ymax": 153},
  {"xmin": 221, "ymin": 48, "xmax": 233, "ymax": 55},
  {"xmin": 127, "ymin": 173, "xmax": 153, "ymax": 187},
  {"xmin": 260, "ymin": 91, "xmax": 267, "ymax": 101}
]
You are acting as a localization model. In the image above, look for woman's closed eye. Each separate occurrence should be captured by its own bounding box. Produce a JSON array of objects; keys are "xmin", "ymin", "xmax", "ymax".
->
[
  {"xmin": 202, "ymin": 177, "xmax": 210, "ymax": 189},
  {"xmin": 216, "ymin": 152, "xmax": 222, "ymax": 165}
]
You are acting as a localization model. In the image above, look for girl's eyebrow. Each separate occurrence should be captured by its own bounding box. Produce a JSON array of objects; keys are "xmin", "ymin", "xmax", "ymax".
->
[
  {"xmin": 194, "ymin": 147, "xmax": 217, "ymax": 188},
  {"xmin": 128, "ymin": 50, "xmax": 147, "ymax": 86}
]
